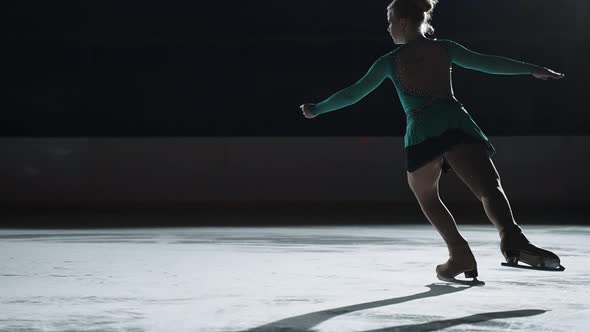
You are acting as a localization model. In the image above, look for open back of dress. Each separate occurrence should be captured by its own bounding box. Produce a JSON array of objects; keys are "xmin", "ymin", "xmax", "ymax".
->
[{"xmin": 394, "ymin": 39, "xmax": 454, "ymax": 101}]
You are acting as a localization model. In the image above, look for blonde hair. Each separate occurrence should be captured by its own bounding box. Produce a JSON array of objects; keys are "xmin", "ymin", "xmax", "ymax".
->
[{"xmin": 388, "ymin": 0, "xmax": 439, "ymax": 35}]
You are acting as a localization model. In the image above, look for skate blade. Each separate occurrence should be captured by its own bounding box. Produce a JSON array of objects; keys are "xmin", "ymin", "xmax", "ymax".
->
[
  {"xmin": 501, "ymin": 262, "xmax": 565, "ymax": 272},
  {"xmin": 518, "ymin": 251, "xmax": 561, "ymax": 269},
  {"xmin": 436, "ymin": 275, "xmax": 485, "ymax": 286}
]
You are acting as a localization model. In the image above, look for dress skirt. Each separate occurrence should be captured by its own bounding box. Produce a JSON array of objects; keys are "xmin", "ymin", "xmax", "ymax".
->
[{"xmin": 403, "ymin": 100, "xmax": 497, "ymax": 174}]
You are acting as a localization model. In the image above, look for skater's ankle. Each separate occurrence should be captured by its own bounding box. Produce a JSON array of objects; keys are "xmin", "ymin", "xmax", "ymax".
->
[
  {"xmin": 500, "ymin": 224, "xmax": 523, "ymax": 237},
  {"xmin": 447, "ymin": 239, "xmax": 469, "ymax": 248}
]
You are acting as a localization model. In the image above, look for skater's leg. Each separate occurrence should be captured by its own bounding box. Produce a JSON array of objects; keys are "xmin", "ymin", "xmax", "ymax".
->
[
  {"xmin": 442, "ymin": 143, "xmax": 519, "ymax": 235},
  {"xmin": 407, "ymin": 156, "xmax": 478, "ymax": 279},
  {"xmin": 407, "ymin": 156, "xmax": 467, "ymax": 247},
  {"xmin": 443, "ymin": 143, "xmax": 561, "ymax": 269}
]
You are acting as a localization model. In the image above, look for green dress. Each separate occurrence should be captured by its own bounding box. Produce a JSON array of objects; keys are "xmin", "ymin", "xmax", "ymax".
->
[{"xmin": 309, "ymin": 38, "xmax": 541, "ymax": 172}]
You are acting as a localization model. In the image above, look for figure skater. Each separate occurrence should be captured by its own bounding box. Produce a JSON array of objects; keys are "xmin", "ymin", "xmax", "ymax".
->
[{"xmin": 300, "ymin": 0, "xmax": 565, "ymax": 283}]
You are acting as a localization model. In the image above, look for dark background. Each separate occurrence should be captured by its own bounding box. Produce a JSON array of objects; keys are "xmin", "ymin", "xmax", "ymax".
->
[{"xmin": 3, "ymin": 0, "xmax": 587, "ymax": 137}]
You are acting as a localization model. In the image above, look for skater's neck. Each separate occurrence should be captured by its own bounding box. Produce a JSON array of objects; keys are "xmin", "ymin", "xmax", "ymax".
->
[{"xmin": 402, "ymin": 31, "xmax": 427, "ymax": 44}]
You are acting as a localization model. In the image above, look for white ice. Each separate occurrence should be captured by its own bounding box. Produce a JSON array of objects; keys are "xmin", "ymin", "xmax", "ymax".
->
[{"xmin": 1, "ymin": 225, "xmax": 589, "ymax": 332}]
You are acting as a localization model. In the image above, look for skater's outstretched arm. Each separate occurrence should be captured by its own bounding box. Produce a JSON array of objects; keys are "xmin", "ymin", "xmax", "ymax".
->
[
  {"xmin": 301, "ymin": 55, "xmax": 391, "ymax": 117},
  {"xmin": 442, "ymin": 39, "xmax": 563, "ymax": 78}
]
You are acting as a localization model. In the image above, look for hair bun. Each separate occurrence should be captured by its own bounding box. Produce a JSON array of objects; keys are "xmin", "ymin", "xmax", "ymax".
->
[
  {"xmin": 413, "ymin": 0, "xmax": 437, "ymax": 13},
  {"xmin": 388, "ymin": 0, "xmax": 439, "ymax": 35}
]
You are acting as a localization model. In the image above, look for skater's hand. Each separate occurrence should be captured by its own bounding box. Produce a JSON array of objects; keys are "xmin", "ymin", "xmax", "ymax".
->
[
  {"xmin": 533, "ymin": 67, "xmax": 565, "ymax": 80},
  {"xmin": 300, "ymin": 103, "xmax": 318, "ymax": 119}
]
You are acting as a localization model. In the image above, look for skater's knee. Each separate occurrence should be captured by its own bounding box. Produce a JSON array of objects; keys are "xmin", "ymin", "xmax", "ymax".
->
[
  {"xmin": 412, "ymin": 188, "xmax": 440, "ymax": 205},
  {"xmin": 475, "ymin": 179, "xmax": 504, "ymax": 202},
  {"xmin": 408, "ymin": 176, "xmax": 440, "ymax": 203},
  {"xmin": 408, "ymin": 177, "xmax": 439, "ymax": 199}
]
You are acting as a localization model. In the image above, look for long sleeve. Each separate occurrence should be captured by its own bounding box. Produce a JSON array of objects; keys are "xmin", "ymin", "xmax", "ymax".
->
[
  {"xmin": 442, "ymin": 39, "xmax": 541, "ymax": 75},
  {"xmin": 310, "ymin": 55, "xmax": 390, "ymax": 116}
]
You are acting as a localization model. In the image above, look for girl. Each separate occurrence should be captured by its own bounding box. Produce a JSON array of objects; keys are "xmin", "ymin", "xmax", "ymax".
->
[{"xmin": 300, "ymin": 0, "xmax": 565, "ymax": 283}]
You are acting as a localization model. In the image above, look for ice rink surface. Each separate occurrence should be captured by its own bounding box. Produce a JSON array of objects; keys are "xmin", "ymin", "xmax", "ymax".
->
[{"xmin": 1, "ymin": 225, "xmax": 588, "ymax": 332}]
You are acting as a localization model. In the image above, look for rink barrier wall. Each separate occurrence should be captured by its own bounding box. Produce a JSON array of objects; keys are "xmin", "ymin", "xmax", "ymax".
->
[{"xmin": 0, "ymin": 136, "xmax": 588, "ymax": 209}]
